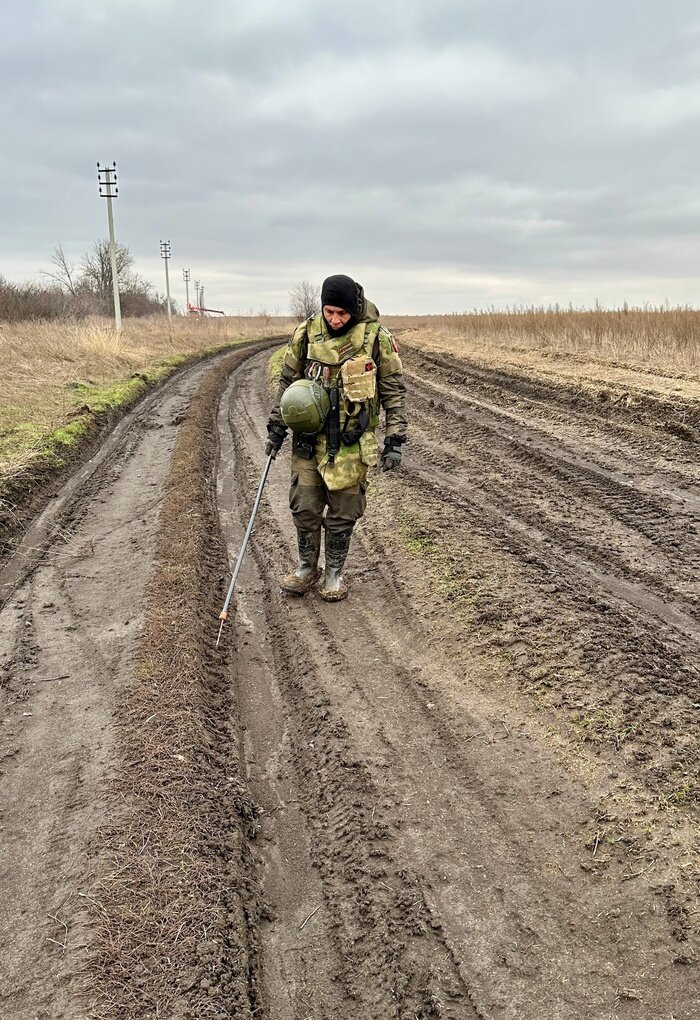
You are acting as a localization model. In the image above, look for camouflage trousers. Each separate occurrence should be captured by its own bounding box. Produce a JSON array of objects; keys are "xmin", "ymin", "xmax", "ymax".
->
[{"xmin": 289, "ymin": 453, "xmax": 367, "ymax": 534}]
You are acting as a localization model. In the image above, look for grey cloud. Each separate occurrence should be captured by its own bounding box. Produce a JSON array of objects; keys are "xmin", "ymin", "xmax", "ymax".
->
[{"xmin": 3, "ymin": 0, "xmax": 700, "ymax": 310}]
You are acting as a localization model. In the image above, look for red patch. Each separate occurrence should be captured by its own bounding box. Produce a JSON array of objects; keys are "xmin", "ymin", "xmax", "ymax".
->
[
  {"xmin": 391, "ymin": 337, "xmax": 400, "ymax": 353},
  {"xmin": 365, "ymin": 361, "xmax": 374, "ymax": 372}
]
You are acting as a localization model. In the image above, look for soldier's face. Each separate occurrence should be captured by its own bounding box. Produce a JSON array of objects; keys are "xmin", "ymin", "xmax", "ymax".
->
[{"xmin": 323, "ymin": 305, "xmax": 352, "ymax": 330}]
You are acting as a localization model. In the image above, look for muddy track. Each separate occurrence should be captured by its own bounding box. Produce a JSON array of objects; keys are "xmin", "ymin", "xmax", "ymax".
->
[
  {"xmin": 397, "ymin": 348, "xmax": 700, "ymax": 761},
  {"xmin": 0, "ymin": 341, "xmax": 279, "ymax": 1019},
  {"xmin": 219, "ymin": 349, "xmax": 699, "ymax": 1018},
  {"xmin": 1, "ymin": 339, "xmax": 698, "ymax": 1019}
]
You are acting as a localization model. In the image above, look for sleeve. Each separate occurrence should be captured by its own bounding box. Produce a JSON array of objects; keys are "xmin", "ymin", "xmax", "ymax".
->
[
  {"xmin": 376, "ymin": 327, "xmax": 407, "ymax": 441},
  {"xmin": 268, "ymin": 322, "xmax": 308, "ymax": 427}
]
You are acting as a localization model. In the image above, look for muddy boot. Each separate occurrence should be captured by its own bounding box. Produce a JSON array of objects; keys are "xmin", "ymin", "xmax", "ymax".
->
[
  {"xmin": 319, "ymin": 528, "xmax": 353, "ymax": 602},
  {"xmin": 280, "ymin": 529, "xmax": 322, "ymax": 595}
]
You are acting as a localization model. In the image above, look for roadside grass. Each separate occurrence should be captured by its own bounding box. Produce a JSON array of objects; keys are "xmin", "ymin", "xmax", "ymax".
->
[
  {"xmin": 267, "ymin": 344, "xmax": 286, "ymax": 389},
  {"xmin": 385, "ymin": 306, "xmax": 700, "ymax": 383},
  {"xmin": 1, "ymin": 373, "xmax": 162, "ymax": 483},
  {"xmin": 571, "ymin": 705, "xmax": 626, "ymax": 744},
  {"xmin": 658, "ymin": 779, "xmax": 697, "ymax": 809},
  {"xmin": 0, "ymin": 315, "xmax": 293, "ymax": 479}
]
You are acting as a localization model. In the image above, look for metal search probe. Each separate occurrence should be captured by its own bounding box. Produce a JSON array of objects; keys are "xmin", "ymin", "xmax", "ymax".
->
[{"xmin": 216, "ymin": 451, "xmax": 275, "ymax": 647}]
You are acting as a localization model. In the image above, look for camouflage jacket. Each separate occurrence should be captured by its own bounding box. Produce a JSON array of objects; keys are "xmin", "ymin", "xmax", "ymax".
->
[{"xmin": 269, "ymin": 300, "xmax": 407, "ymax": 442}]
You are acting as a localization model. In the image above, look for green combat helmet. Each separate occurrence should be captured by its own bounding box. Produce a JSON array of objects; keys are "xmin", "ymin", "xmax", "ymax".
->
[{"xmin": 280, "ymin": 379, "xmax": 330, "ymax": 434}]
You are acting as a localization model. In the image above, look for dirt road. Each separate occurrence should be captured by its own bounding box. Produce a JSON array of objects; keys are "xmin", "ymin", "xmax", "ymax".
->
[{"xmin": 0, "ymin": 339, "xmax": 698, "ymax": 1019}]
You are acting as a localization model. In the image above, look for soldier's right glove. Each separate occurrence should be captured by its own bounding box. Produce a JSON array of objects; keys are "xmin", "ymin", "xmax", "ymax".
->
[
  {"xmin": 381, "ymin": 436, "xmax": 403, "ymax": 472},
  {"xmin": 265, "ymin": 421, "xmax": 288, "ymax": 458}
]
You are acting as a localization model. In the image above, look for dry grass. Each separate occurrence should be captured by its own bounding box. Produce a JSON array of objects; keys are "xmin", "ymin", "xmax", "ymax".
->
[
  {"xmin": 384, "ymin": 307, "xmax": 700, "ymax": 380},
  {"xmin": 0, "ymin": 315, "xmax": 293, "ymax": 475}
]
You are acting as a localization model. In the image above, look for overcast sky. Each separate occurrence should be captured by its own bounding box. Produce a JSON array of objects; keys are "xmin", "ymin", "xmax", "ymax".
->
[{"xmin": 3, "ymin": 0, "xmax": 700, "ymax": 313}]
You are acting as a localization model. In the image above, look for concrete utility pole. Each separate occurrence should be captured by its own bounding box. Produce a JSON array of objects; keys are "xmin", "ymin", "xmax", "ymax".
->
[
  {"xmin": 182, "ymin": 267, "xmax": 190, "ymax": 314},
  {"xmin": 194, "ymin": 279, "xmax": 201, "ymax": 316},
  {"xmin": 97, "ymin": 161, "xmax": 122, "ymax": 331},
  {"xmin": 160, "ymin": 240, "xmax": 172, "ymax": 320},
  {"xmin": 199, "ymin": 285, "xmax": 205, "ymax": 315}
]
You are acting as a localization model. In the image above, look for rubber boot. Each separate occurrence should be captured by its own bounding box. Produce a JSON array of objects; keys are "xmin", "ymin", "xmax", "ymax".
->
[
  {"xmin": 280, "ymin": 529, "xmax": 322, "ymax": 595},
  {"xmin": 319, "ymin": 528, "xmax": 353, "ymax": 602}
]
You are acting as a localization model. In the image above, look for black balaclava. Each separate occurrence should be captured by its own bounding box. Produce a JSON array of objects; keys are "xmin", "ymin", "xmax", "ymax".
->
[{"xmin": 321, "ymin": 274, "xmax": 360, "ymax": 337}]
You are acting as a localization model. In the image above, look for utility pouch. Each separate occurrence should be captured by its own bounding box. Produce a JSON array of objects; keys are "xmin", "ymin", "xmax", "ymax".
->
[
  {"xmin": 340, "ymin": 355, "xmax": 377, "ymax": 403},
  {"xmin": 292, "ymin": 432, "xmax": 316, "ymax": 460}
]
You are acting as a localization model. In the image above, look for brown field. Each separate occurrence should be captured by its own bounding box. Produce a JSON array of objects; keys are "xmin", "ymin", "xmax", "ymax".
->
[{"xmin": 385, "ymin": 308, "xmax": 700, "ymax": 406}]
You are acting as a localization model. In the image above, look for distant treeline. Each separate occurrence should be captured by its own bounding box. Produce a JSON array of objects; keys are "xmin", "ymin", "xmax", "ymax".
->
[{"xmin": 0, "ymin": 241, "xmax": 171, "ymax": 322}]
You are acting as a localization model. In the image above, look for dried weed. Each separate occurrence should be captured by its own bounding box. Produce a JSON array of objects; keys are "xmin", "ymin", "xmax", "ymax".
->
[{"xmin": 385, "ymin": 307, "xmax": 700, "ymax": 380}]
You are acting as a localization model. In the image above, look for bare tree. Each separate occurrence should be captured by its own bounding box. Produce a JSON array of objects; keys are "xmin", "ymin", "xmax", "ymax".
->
[
  {"xmin": 41, "ymin": 245, "xmax": 79, "ymax": 296},
  {"xmin": 79, "ymin": 239, "xmax": 135, "ymax": 301},
  {"xmin": 1, "ymin": 240, "xmax": 172, "ymax": 322},
  {"xmin": 289, "ymin": 280, "xmax": 320, "ymax": 320}
]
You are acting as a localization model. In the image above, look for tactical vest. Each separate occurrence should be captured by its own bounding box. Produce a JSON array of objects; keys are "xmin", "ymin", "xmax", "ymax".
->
[{"xmin": 300, "ymin": 315, "xmax": 382, "ymax": 491}]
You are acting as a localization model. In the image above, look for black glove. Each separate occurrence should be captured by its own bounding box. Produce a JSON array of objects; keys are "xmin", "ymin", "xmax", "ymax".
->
[
  {"xmin": 265, "ymin": 421, "xmax": 288, "ymax": 458},
  {"xmin": 381, "ymin": 436, "xmax": 403, "ymax": 472}
]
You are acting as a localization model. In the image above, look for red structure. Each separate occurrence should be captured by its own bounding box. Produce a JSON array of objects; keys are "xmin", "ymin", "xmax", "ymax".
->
[{"xmin": 187, "ymin": 303, "xmax": 224, "ymax": 317}]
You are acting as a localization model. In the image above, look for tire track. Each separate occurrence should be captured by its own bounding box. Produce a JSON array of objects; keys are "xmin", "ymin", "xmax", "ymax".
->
[
  {"xmin": 216, "ymin": 349, "xmax": 698, "ymax": 1020},
  {"xmin": 402, "ymin": 355, "xmax": 700, "ymax": 637},
  {"xmin": 222, "ymin": 369, "xmax": 478, "ymax": 1019},
  {"xmin": 408, "ymin": 348, "xmax": 700, "ymax": 464}
]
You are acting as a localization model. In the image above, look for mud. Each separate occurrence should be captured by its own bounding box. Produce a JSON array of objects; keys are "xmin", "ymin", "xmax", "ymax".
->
[
  {"xmin": 0, "ymin": 342, "xmax": 276, "ymax": 1019},
  {"xmin": 220, "ymin": 347, "xmax": 699, "ymax": 1019},
  {"xmin": 1, "ymin": 337, "xmax": 698, "ymax": 1019}
]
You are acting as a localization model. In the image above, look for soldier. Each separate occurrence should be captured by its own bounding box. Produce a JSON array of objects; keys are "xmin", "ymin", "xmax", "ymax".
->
[{"xmin": 266, "ymin": 274, "xmax": 407, "ymax": 602}]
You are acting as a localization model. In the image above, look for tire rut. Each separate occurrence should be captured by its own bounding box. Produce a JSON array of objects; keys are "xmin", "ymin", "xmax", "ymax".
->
[
  {"xmin": 402, "ymin": 353, "xmax": 700, "ymax": 646},
  {"xmin": 216, "ymin": 348, "xmax": 698, "ymax": 1020},
  {"xmin": 221, "ymin": 372, "xmax": 477, "ymax": 1019},
  {"xmin": 407, "ymin": 348, "xmax": 700, "ymax": 467}
]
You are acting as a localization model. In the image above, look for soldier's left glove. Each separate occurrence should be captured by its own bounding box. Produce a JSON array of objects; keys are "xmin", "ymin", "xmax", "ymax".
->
[{"xmin": 381, "ymin": 436, "xmax": 403, "ymax": 472}]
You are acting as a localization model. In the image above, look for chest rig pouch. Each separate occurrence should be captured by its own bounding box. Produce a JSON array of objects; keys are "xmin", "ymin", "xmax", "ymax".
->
[
  {"xmin": 302, "ymin": 319, "xmax": 380, "ymax": 464},
  {"xmin": 339, "ymin": 354, "xmax": 376, "ymax": 445}
]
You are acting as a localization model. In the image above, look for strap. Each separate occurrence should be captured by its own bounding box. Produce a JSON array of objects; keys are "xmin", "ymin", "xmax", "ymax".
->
[
  {"xmin": 340, "ymin": 403, "xmax": 370, "ymax": 446},
  {"xmin": 326, "ymin": 387, "xmax": 340, "ymax": 460},
  {"xmin": 300, "ymin": 323, "xmax": 309, "ymax": 366}
]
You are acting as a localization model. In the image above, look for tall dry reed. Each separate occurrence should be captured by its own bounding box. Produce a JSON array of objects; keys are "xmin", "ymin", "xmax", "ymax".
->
[{"xmin": 385, "ymin": 307, "xmax": 700, "ymax": 376}]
